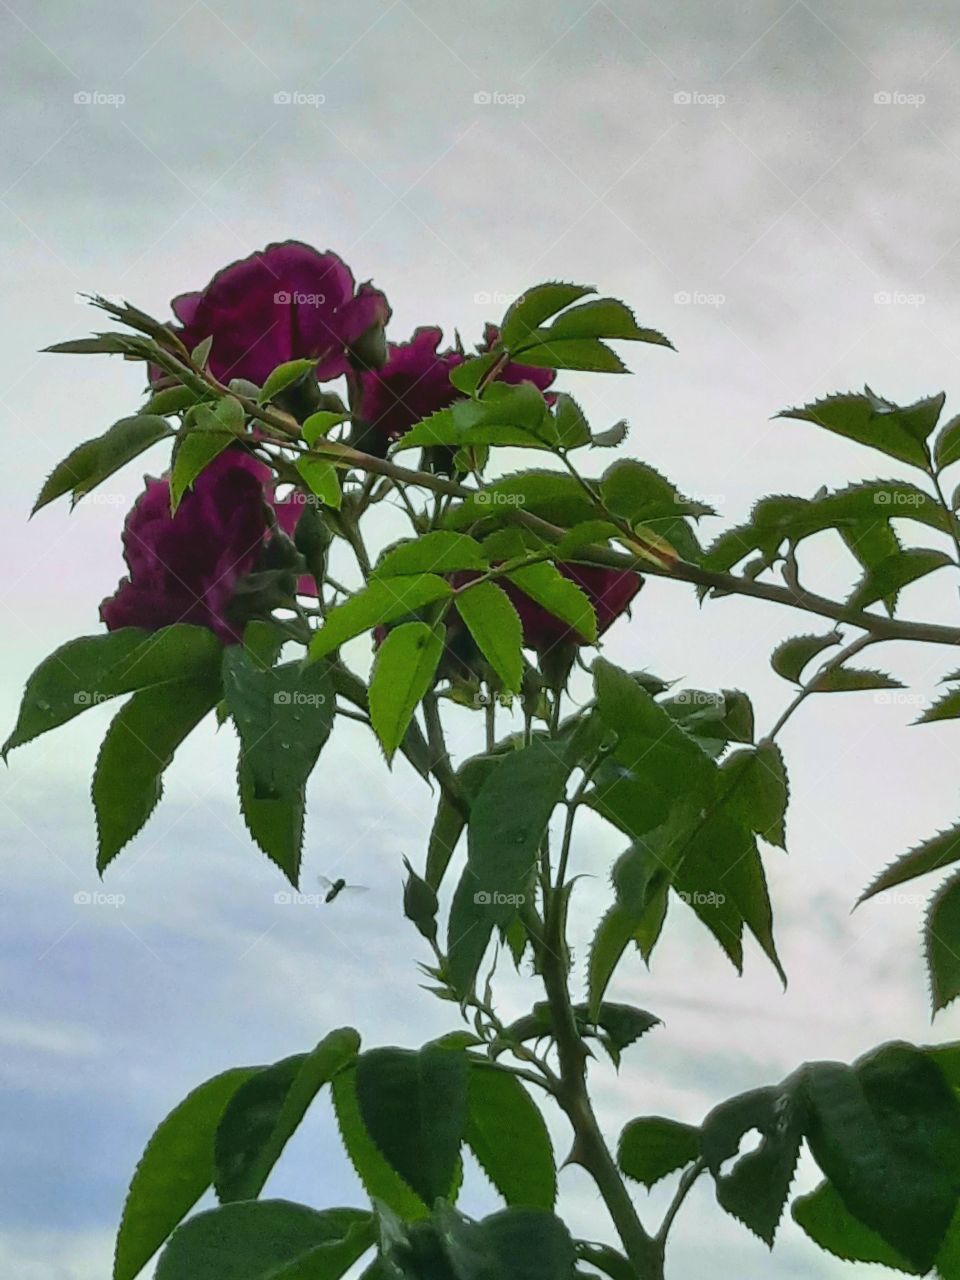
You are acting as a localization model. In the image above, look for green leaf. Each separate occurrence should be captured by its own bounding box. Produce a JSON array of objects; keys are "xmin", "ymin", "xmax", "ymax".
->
[
  {"xmin": 155, "ymin": 1201, "xmax": 373, "ymax": 1280},
  {"xmin": 374, "ymin": 532, "xmax": 487, "ymax": 578},
  {"xmin": 114, "ymin": 1066, "xmax": 260, "ymax": 1280},
  {"xmin": 394, "ymin": 383, "xmax": 550, "ymax": 453},
  {"xmin": 369, "ymin": 623, "xmax": 444, "ymax": 759},
  {"xmin": 447, "ymin": 741, "xmax": 572, "ymax": 998},
  {"xmin": 295, "ymin": 457, "xmax": 341, "ymax": 509},
  {"xmin": 793, "ymin": 1180, "xmax": 922, "ymax": 1273},
  {"xmin": 170, "ymin": 399, "xmax": 245, "ymax": 511},
  {"xmin": 214, "ymin": 1028, "xmax": 360, "ymax": 1202},
  {"xmin": 506, "ymin": 337, "xmax": 629, "ymax": 373},
  {"xmin": 238, "ymin": 762, "xmax": 305, "ymax": 884},
  {"xmin": 302, "ymin": 410, "xmax": 349, "ymax": 445},
  {"xmin": 586, "ymin": 1002, "xmax": 661, "ymax": 1054},
  {"xmin": 46, "ymin": 333, "xmax": 152, "ymax": 357},
  {"xmin": 936, "ymin": 414, "xmax": 960, "ymax": 470},
  {"xmin": 465, "ymin": 1062, "xmax": 556, "ymax": 1209},
  {"xmin": 575, "ymin": 1242, "xmax": 635, "ymax": 1280},
  {"xmin": 446, "ymin": 469, "xmax": 598, "ymax": 531},
  {"xmin": 506, "ymin": 562, "xmax": 597, "ymax": 643},
  {"xmin": 3, "ymin": 626, "xmax": 221, "ymax": 758},
  {"xmin": 309, "ymin": 576, "xmax": 452, "ymax": 662},
  {"xmin": 720, "ymin": 743, "xmax": 789, "ymax": 849},
  {"xmin": 591, "ymin": 420, "xmax": 630, "ymax": 449},
  {"xmin": 778, "ymin": 390, "xmax": 945, "ymax": 469},
  {"xmin": 402, "ymin": 856, "xmax": 439, "ymax": 945},
  {"xmin": 33, "ymin": 415, "xmax": 173, "ymax": 513},
  {"xmin": 222, "ymin": 652, "xmax": 334, "ymax": 801},
  {"xmin": 617, "ymin": 1117, "xmax": 700, "ymax": 1189},
  {"xmin": 803, "ymin": 1043, "xmax": 960, "ymax": 1270},
  {"xmin": 258, "ymin": 358, "xmax": 318, "ymax": 403},
  {"xmin": 859, "ymin": 823, "xmax": 960, "ymax": 904},
  {"xmin": 702, "ymin": 1081, "xmax": 805, "ymax": 1246},
  {"xmin": 449, "ymin": 351, "xmax": 499, "ymax": 396},
  {"xmin": 917, "ymin": 688, "xmax": 960, "ymax": 724},
  {"xmin": 454, "ymin": 581, "xmax": 524, "ymax": 692},
  {"xmin": 331, "ymin": 1066, "xmax": 429, "ymax": 1221},
  {"xmin": 601, "ymin": 459, "xmax": 713, "ymax": 526},
  {"xmin": 143, "ymin": 386, "xmax": 203, "ymax": 416},
  {"xmin": 355, "ymin": 1047, "xmax": 468, "ymax": 1207},
  {"xmin": 549, "ymin": 393, "xmax": 592, "ymax": 449},
  {"xmin": 446, "ymin": 1206, "xmax": 577, "ymax": 1279},
  {"xmin": 586, "ymin": 905, "xmax": 635, "ymax": 1019},
  {"xmin": 499, "ymin": 282, "xmax": 596, "ymax": 349},
  {"xmin": 528, "ymin": 297, "xmax": 672, "ymax": 349},
  {"xmin": 927, "ymin": 870, "xmax": 960, "ymax": 1012},
  {"xmin": 94, "ymin": 678, "xmax": 219, "ymax": 872},
  {"xmin": 424, "ymin": 754, "xmax": 500, "ymax": 890},
  {"xmin": 810, "ymin": 667, "xmax": 904, "ymax": 693},
  {"xmin": 770, "ymin": 632, "xmax": 841, "ymax": 684},
  {"xmin": 849, "ymin": 547, "xmax": 951, "ymax": 610}
]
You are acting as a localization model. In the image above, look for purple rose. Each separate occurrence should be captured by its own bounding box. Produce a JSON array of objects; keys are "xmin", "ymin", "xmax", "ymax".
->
[
  {"xmin": 101, "ymin": 451, "xmax": 280, "ymax": 643},
  {"xmin": 355, "ymin": 327, "xmax": 463, "ymax": 456},
  {"xmin": 168, "ymin": 241, "xmax": 390, "ymax": 386}
]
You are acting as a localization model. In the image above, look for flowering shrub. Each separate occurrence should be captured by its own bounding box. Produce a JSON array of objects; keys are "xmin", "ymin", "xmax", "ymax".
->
[{"xmin": 8, "ymin": 244, "xmax": 960, "ymax": 1279}]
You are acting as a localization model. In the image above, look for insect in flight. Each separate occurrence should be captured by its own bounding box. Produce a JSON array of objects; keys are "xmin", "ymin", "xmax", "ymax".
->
[{"xmin": 318, "ymin": 875, "xmax": 369, "ymax": 904}]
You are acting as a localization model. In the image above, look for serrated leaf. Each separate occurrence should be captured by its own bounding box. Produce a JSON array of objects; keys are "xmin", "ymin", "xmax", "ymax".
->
[
  {"xmin": 792, "ymin": 1180, "xmax": 922, "ymax": 1273},
  {"xmin": 214, "ymin": 1029, "xmax": 359, "ymax": 1203},
  {"xmin": 33, "ymin": 415, "xmax": 173, "ymax": 513},
  {"xmin": 917, "ymin": 688, "xmax": 960, "ymax": 724},
  {"xmin": 154, "ymin": 1201, "xmax": 373, "ymax": 1280},
  {"xmin": 258, "ymin": 358, "xmax": 318, "ymax": 404},
  {"xmin": 369, "ymin": 623, "xmax": 443, "ymax": 759},
  {"xmin": 617, "ymin": 1117, "xmax": 700, "ymax": 1189},
  {"xmin": 295, "ymin": 456, "xmax": 341, "ymax": 509},
  {"xmin": 464, "ymin": 1062, "xmax": 556, "ymax": 1209},
  {"xmin": 455, "ymin": 581, "xmax": 524, "ymax": 692},
  {"xmin": 499, "ymin": 282, "xmax": 596, "ymax": 349},
  {"xmin": 113, "ymin": 1066, "xmax": 260, "ymax": 1280},
  {"xmin": 586, "ymin": 905, "xmax": 635, "ymax": 1020},
  {"xmin": 549, "ymin": 393, "xmax": 592, "ymax": 449},
  {"xmin": 94, "ymin": 678, "xmax": 219, "ymax": 872},
  {"xmin": 936, "ymin": 414, "xmax": 960, "ymax": 470},
  {"xmin": 238, "ymin": 762, "xmax": 305, "ymax": 884},
  {"xmin": 3, "ymin": 625, "xmax": 221, "ymax": 758},
  {"xmin": 506, "ymin": 562, "xmax": 597, "ymax": 643},
  {"xmin": 223, "ymin": 652, "xmax": 334, "ymax": 801},
  {"xmin": 424, "ymin": 754, "xmax": 500, "ymax": 891},
  {"xmin": 591, "ymin": 420, "xmax": 630, "ymax": 448},
  {"xmin": 445, "ymin": 469, "xmax": 598, "ymax": 532},
  {"xmin": 308, "ymin": 576, "xmax": 452, "ymax": 662},
  {"xmin": 849, "ymin": 547, "xmax": 951, "ymax": 610},
  {"xmin": 778, "ymin": 390, "xmax": 945, "ymax": 469},
  {"xmin": 355, "ymin": 1047, "xmax": 468, "ymax": 1207},
  {"xmin": 528, "ymin": 297, "xmax": 672, "ymax": 349},
  {"xmin": 402, "ymin": 856, "xmax": 439, "ymax": 944},
  {"xmin": 927, "ymin": 870, "xmax": 960, "ymax": 1012},
  {"xmin": 302, "ymin": 410, "xmax": 349, "ymax": 444},
  {"xmin": 721, "ymin": 743, "xmax": 789, "ymax": 849},
  {"xmin": 702, "ymin": 1081, "xmax": 804, "ymax": 1246},
  {"xmin": 509, "ymin": 337, "xmax": 629, "ymax": 373},
  {"xmin": 331, "ymin": 1067, "xmax": 429, "ymax": 1221},
  {"xmin": 449, "ymin": 352, "xmax": 499, "ymax": 396},
  {"xmin": 170, "ymin": 400, "xmax": 245, "ymax": 512},
  {"xmin": 803, "ymin": 1043, "xmax": 960, "ymax": 1270},
  {"xmin": 770, "ymin": 632, "xmax": 841, "ymax": 684},
  {"xmin": 144, "ymin": 386, "xmax": 203, "ymax": 416},
  {"xmin": 859, "ymin": 823, "xmax": 960, "ymax": 903},
  {"xmin": 447, "ymin": 742, "xmax": 572, "ymax": 998},
  {"xmin": 810, "ymin": 667, "xmax": 904, "ymax": 693},
  {"xmin": 394, "ymin": 382, "xmax": 551, "ymax": 453},
  {"xmin": 374, "ymin": 532, "xmax": 487, "ymax": 578}
]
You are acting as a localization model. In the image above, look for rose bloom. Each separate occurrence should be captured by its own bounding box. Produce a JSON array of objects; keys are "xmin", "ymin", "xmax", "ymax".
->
[
  {"xmin": 355, "ymin": 325, "xmax": 558, "ymax": 456},
  {"xmin": 100, "ymin": 450, "xmax": 314, "ymax": 644},
  {"xmin": 167, "ymin": 240, "xmax": 389, "ymax": 386}
]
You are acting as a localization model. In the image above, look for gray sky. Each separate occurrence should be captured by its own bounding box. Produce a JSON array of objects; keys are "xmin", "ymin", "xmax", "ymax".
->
[{"xmin": 3, "ymin": 1, "xmax": 960, "ymax": 1276}]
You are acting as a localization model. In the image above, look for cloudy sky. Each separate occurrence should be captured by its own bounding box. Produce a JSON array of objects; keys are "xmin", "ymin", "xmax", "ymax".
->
[{"xmin": 3, "ymin": 1, "xmax": 960, "ymax": 1276}]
